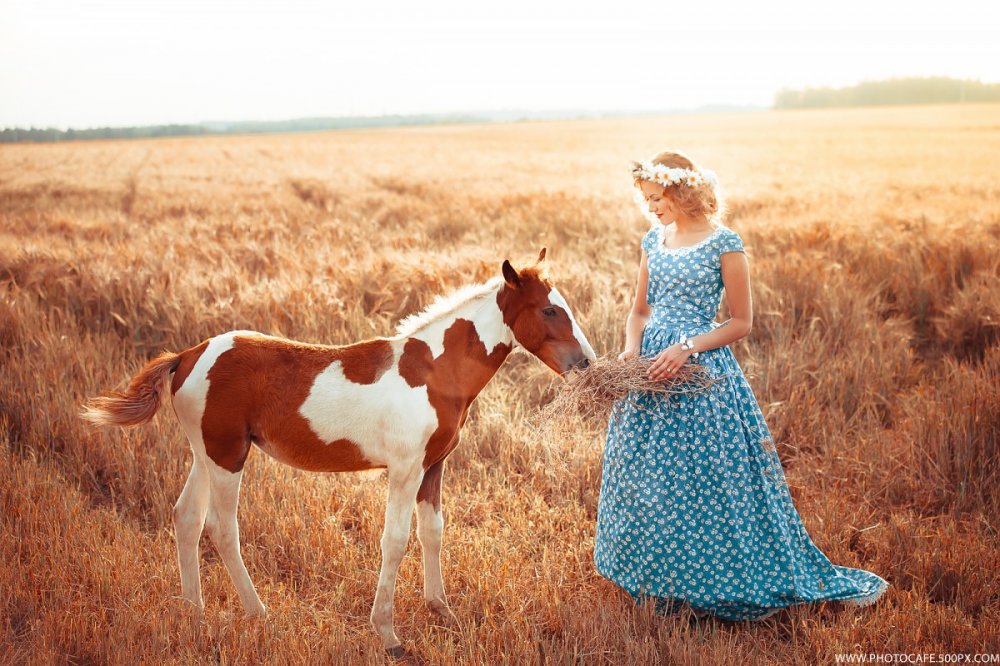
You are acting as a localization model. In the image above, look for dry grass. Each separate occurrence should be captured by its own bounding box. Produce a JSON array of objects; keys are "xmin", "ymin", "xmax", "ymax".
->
[
  {"xmin": 531, "ymin": 355, "xmax": 716, "ymax": 444},
  {"xmin": 2, "ymin": 104, "xmax": 999, "ymax": 664}
]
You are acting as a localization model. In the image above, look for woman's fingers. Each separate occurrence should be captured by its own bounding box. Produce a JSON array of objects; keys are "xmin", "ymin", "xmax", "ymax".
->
[
  {"xmin": 648, "ymin": 355, "xmax": 677, "ymax": 380},
  {"xmin": 648, "ymin": 342, "xmax": 692, "ymax": 380},
  {"xmin": 648, "ymin": 351, "xmax": 684, "ymax": 381}
]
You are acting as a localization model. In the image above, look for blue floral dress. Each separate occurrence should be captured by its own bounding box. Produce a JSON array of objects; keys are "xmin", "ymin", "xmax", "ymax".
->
[{"xmin": 594, "ymin": 223, "xmax": 888, "ymax": 620}]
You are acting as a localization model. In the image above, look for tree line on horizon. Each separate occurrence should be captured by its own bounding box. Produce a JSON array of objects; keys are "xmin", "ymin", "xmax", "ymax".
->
[
  {"xmin": 0, "ymin": 113, "xmax": 493, "ymax": 145},
  {"xmin": 774, "ymin": 76, "xmax": 1000, "ymax": 109},
  {"xmin": 3, "ymin": 77, "xmax": 998, "ymax": 143}
]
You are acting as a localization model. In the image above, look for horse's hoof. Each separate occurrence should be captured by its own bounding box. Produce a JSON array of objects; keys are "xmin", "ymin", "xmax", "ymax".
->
[{"xmin": 385, "ymin": 646, "xmax": 423, "ymax": 665}]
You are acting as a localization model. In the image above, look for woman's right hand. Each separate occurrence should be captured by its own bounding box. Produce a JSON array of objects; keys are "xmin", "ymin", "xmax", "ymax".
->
[{"xmin": 618, "ymin": 348, "xmax": 639, "ymax": 361}]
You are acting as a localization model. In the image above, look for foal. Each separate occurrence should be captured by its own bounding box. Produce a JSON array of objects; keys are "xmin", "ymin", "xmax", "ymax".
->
[{"xmin": 82, "ymin": 251, "xmax": 595, "ymax": 655}]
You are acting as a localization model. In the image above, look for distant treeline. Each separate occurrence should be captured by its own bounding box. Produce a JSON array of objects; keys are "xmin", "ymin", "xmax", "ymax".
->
[
  {"xmin": 0, "ymin": 113, "xmax": 494, "ymax": 144},
  {"xmin": 8, "ymin": 78, "xmax": 996, "ymax": 143},
  {"xmin": 0, "ymin": 106, "xmax": 767, "ymax": 144},
  {"xmin": 774, "ymin": 76, "xmax": 1000, "ymax": 109},
  {"xmin": 0, "ymin": 124, "xmax": 212, "ymax": 143}
]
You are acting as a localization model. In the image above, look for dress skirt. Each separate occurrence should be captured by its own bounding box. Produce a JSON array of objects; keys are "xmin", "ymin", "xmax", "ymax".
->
[{"xmin": 593, "ymin": 321, "xmax": 889, "ymax": 620}]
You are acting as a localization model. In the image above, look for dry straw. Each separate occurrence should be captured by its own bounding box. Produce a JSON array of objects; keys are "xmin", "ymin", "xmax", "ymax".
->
[{"xmin": 531, "ymin": 354, "xmax": 717, "ymax": 442}]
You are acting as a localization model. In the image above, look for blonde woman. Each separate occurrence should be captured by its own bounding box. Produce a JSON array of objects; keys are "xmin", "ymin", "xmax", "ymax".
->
[{"xmin": 594, "ymin": 150, "xmax": 888, "ymax": 620}]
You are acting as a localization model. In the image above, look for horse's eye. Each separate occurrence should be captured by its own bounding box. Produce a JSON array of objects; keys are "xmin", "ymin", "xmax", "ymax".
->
[{"xmin": 542, "ymin": 306, "xmax": 557, "ymax": 317}]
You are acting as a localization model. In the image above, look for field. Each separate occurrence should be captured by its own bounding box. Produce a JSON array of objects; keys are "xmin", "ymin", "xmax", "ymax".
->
[{"xmin": 2, "ymin": 104, "xmax": 999, "ymax": 664}]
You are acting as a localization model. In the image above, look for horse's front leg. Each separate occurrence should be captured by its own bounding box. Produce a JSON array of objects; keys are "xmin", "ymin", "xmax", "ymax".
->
[
  {"xmin": 416, "ymin": 459, "xmax": 456, "ymax": 623},
  {"xmin": 371, "ymin": 463, "xmax": 423, "ymax": 656}
]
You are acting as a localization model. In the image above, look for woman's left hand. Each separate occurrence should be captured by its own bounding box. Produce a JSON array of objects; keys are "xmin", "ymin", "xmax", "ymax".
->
[{"xmin": 647, "ymin": 344, "xmax": 692, "ymax": 381}]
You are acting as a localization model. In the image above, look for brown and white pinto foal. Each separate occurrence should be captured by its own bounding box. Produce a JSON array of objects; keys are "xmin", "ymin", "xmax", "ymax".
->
[{"xmin": 82, "ymin": 250, "xmax": 595, "ymax": 655}]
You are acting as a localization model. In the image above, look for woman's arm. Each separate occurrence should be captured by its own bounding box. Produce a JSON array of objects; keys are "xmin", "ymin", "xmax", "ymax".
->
[
  {"xmin": 689, "ymin": 250, "xmax": 753, "ymax": 351},
  {"xmin": 647, "ymin": 251, "xmax": 753, "ymax": 380},
  {"xmin": 619, "ymin": 251, "xmax": 652, "ymax": 360}
]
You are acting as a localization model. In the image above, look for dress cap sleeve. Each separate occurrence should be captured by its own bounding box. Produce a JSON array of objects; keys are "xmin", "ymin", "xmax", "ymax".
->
[
  {"xmin": 718, "ymin": 227, "xmax": 745, "ymax": 254},
  {"xmin": 641, "ymin": 226, "xmax": 659, "ymax": 254}
]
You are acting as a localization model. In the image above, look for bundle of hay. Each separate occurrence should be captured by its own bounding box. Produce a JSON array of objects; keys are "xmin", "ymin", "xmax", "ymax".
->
[{"xmin": 532, "ymin": 354, "xmax": 716, "ymax": 440}]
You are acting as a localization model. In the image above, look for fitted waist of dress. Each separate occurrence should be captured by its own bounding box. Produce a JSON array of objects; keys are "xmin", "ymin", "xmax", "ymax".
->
[{"xmin": 646, "ymin": 309, "xmax": 718, "ymax": 332}]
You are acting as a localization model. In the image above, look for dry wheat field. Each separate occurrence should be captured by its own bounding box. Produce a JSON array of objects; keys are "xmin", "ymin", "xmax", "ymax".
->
[{"xmin": 2, "ymin": 104, "xmax": 999, "ymax": 665}]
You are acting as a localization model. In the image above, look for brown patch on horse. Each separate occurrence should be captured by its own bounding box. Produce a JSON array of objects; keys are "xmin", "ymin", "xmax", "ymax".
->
[
  {"xmin": 497, "ymin": 271, "xmax": 556, "ymax": 360},
  {"xmin": 497, "ymin": 269, "xmax": 581, "ymax": 373},
  {"xmin": 497, "ymin": 269, "xmax": 551, "ymax": 334},
  {"xmin": 397, "ymin": 338, "xmax": 434, "ymax": 387},
  {"xmin": 242, "ymin": 335, "xmax": 395, "ymax": 384},
  {"xmin": 171, "ymin": 340, "xmax": 209, "ymax": 394},
  {"xmin": 201, "ymin": 335, "xmax": 393, "ymax": 473},
  {"xmin": 398, "ymin": 320, "xmax": 512, "ymax": 468},
  {"xmin": 417, "ymin": 460, "xmax": 444, "ymax": 511}
]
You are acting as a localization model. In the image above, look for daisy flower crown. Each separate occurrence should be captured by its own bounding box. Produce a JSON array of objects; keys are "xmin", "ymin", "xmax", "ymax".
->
[{"xmin": 631, "ymin": 160, "xmax": 718, "ymax": 189}]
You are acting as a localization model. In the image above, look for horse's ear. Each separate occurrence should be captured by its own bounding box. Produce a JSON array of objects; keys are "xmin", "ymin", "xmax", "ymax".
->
[
  {"xmin": 537, "ymin": 248, "xmax": 547, "ymax": 263},
  {"xmin": 501, "ymin": 260, "xmax": 521, "ymax": 288}
]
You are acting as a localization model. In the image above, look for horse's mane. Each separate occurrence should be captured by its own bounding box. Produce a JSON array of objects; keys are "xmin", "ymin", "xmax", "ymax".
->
[{"xmin": 395, "ymin": 276, "xmax": 506, "ymax": 338}]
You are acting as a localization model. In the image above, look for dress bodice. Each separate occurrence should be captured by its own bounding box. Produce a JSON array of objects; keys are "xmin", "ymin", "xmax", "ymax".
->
[{"xmin": 641, "ymin": 223, "xmax": 745, "ymax": 332}]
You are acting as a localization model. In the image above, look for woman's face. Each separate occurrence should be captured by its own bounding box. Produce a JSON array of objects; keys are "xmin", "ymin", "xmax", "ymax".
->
[{"xmin": 639, "ymin": 180, "xmax": 675, "ymax": 223}]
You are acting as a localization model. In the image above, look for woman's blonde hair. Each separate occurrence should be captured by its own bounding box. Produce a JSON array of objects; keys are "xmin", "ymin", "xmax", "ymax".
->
[{"xmin": 634, "ymin": 150, "xmax": 726, "ymax": 224}]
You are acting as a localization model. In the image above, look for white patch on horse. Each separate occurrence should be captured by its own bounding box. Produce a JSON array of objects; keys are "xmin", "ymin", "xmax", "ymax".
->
[
  {"xmin": 299, "ymin": 345, "xmax": 438, "ymax": 467},
  {"xmin": 395, "ymin": 277, "xmax": 512, "ymax": 357},
  {"xmin": 416, "ymin": 500, "xmax": 446, "ymax": 604},
  {"xmin": 172, "ymin": 330, "xmax": 267, "ymax": 473},
  {"xmin": 547, "ymin": 287, "xmax": 597, "ymax": 361}
]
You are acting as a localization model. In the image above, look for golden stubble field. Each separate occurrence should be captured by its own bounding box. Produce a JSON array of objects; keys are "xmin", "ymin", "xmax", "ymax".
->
[{"xmin": 1, "ymin": 104, "xmax": 999, "ymax": 665}]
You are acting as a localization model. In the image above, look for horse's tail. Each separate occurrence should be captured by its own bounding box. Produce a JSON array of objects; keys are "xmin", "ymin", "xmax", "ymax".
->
[{"xmin": 81, "ymin": 351, "xmax": 181, "ymax": 427}]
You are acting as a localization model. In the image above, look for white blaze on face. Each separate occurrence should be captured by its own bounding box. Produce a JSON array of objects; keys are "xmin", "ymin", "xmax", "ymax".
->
[{"xmin": 547, "ymin": 288, "xmax": 597, "ymax": 361}]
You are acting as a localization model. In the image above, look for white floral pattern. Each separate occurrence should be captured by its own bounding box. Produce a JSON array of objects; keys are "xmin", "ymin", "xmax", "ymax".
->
[{"xmin": 594, "ymin": 224, "xmax": 889, "ymax": 620}]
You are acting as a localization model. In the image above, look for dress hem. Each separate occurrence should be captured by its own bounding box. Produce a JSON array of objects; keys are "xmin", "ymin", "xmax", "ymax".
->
[
  {"xmin": 838, "ymin": 578, "xmax": 890, "ymax": 608},
  {"xmin": 596, "ymin": 566, "xmax": 889, "ymax": 622}
]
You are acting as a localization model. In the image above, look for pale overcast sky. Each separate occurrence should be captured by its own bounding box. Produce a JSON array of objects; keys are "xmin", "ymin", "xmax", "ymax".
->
[{"xmin": 2, "ymin": 0, "xmax": 998, "ymax": 129}]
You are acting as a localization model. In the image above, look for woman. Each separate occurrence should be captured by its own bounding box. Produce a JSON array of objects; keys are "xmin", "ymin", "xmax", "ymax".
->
[{"xmin": 593, "ymin": 150, "xmax": 888, "ymax": 620}]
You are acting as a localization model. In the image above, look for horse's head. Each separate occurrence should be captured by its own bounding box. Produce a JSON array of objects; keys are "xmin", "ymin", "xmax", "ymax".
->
[{"xmin": 497, "ymin": 249, "xmax": 597, "ymax": 376}]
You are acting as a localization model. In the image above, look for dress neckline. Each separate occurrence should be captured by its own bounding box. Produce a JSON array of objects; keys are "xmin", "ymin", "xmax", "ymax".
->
[{"xmin": 657, "ymin": 224, "xmax": 722, "ymax": 255}]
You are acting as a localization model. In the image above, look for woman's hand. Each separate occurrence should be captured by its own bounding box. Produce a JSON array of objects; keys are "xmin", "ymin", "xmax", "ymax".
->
[
  {"xmin": 647, "ymin": 344, "xmax": 692, "ymax": 381},
  {"xmin": 618, "ymin": 348, "xmax": 639, "ymax": 361}
]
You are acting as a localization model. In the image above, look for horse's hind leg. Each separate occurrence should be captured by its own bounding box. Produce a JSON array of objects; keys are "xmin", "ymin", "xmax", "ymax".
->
[
  {"xmin": 416, "ymin": 460, "xmax": 456, "ymax": 623},
  {"xmin": 204, "ymin": 457, "xmax": 266, "ymax": 616},
  {"xmin": 173, "ymin": 455, "xmax": 210, "ymax": 609}
]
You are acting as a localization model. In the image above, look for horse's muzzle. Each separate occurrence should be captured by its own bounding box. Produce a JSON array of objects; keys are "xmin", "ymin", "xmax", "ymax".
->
[{"xmin": 559, "ymin": 352, "xmax": 591, "ymax": 378}]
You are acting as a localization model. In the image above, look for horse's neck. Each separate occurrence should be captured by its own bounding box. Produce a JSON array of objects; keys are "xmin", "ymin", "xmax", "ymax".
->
[
  {"xmin": 406, "ymin": 289, "xmax": 515, "ymax": 395},
  {"xmin": 408, "ymin": 288, "xmax": 513, "ymax": 355}
]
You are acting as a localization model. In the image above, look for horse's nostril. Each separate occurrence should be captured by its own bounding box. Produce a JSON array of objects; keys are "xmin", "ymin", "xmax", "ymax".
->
[{"xmin": 579, "ymin": 358, "xmax": 590, "ymax": 370}]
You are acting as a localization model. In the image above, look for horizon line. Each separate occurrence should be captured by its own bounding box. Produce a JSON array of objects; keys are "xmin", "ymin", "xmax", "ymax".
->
[{"xmin": 3, "ymin": 103, "xmax": 768, "ymax": 134}]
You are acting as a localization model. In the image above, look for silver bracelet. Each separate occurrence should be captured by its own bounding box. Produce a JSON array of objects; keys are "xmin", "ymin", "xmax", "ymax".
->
[{"xmin": 680, "ymin": 335, "xmax": 699, "ymax": 360}]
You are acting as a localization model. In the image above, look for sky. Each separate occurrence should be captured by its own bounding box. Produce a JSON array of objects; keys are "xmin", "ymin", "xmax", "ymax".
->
[{"xmin": 2, "ymin": 0, "xmax": 998, "ymax": 129}]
